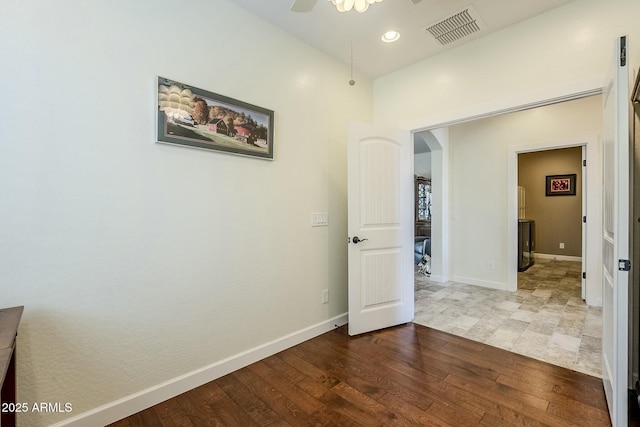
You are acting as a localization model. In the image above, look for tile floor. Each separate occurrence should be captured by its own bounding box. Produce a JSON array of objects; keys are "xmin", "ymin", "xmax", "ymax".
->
[{"xmin": 413, "ymin": 258, "xmax": 603, "ymax": 378}]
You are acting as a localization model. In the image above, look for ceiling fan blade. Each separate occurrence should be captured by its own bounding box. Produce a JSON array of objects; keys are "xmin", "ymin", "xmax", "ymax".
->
[{"xmin": 290, "ymin": 0, "xmax": 319, "ymax": 13}]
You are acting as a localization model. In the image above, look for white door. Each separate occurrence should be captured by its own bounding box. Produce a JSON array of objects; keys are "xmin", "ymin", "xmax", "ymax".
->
[
  {"xmin": 582, "ymin": 146, "xmax": 587, "ymax": 301},
  {"xmin": 602, "ymin": 35, "xmax": 631, "ymax": 427},
  {"xmin": 347, "ymin": 123, "xmax": 413, "ymax": 336}
]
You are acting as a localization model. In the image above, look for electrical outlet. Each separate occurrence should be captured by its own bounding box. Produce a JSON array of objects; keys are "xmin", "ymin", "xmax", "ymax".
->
[
  {"xmin": 559, "ymin": 242, "xmax": 565, "ymax": 249},
  {"xmin": 487, "ymin": 261, "xmax": 495, "ymax": 271},
  {"xmin": 322, "ymin": 289, "xmax": 329, "ymax": 304}
]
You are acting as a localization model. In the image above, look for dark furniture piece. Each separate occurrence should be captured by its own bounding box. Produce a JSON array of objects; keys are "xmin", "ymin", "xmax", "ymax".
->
[
  {"xmin": 518, "ymin": 220, "xmax": 535, "ymax": 272},
  {"xmin": 415, "ymin": 237, "xmax": 431, "ymax": 264},
  {"xmin": 1, "ymin": 306, "xmax": 23, "ymax": 427},
  {"xmin": 414, "ymin": 176, "xmax": 432, "ymax": 238}
]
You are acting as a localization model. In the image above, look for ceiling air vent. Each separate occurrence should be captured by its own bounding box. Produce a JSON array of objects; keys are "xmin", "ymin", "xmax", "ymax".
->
[{"xmin": 425, "ymin": 5, "xmax": 487, "ymax": 46}]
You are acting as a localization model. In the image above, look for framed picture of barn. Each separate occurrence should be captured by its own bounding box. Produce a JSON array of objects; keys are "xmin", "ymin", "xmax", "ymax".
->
[{"xmin": 156, "ymin": 76, "xmax": 274, "ymax": 160}]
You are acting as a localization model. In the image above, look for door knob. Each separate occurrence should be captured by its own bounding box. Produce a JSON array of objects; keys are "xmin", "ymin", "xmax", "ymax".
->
[{"xmin": 352, "ymin": 236, "xmax": 368, "ymax": 244}]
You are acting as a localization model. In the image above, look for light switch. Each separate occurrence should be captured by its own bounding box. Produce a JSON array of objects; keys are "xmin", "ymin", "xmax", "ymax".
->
[{"xmin": 311, "ymin": 212, "xmax": 328, "ymax": 227}]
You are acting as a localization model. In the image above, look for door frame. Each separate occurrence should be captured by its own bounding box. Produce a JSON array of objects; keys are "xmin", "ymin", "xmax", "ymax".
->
[
  {"xmin": 506, "ymin": 139, "xmax": 600, "ymax": 304},
  {"xmin": 413, "ymin": 129, "xmax": 450, "ymax": 283},
  {"xmin": 404, "ymin": 74, "xmax": 612, "ymax": 422},
  {"xmin": 412, "ymin": 91, "xmax": 603, "ymax": 307},
  {"xmin": 601, "ymin": 35, "xmax": 631, "ymax": 426}
]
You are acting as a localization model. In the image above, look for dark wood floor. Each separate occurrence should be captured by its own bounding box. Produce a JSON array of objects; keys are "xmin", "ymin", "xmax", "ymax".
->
[{"xmin": 109, "ymin": 323, "xmax": 611, "ymax": 427}]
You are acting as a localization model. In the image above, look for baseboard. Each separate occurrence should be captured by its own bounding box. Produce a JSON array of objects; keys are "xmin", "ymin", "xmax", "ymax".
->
[
  {"xmin": 586, "ymin": 297, "xmax": 602, "ymax": 307},
  {"xmin": 451, "ymin": 276, "xmax": 509, "ymax": 291},
  {"xmin": 50, "ymin": 313, "xmax": 349, "ymax": 427},
  {"xmin": 535, "ymin": 253, "xmax": 582, "ymax": 262},
  {"xmin": 427, "ymin": 274, "xmax": 447, "ymax": 283}
]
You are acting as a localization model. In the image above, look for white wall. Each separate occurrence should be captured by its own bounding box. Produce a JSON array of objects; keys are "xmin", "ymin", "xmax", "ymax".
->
[
  {"xmin": 374, "ymin": 0, "xmax": 640, "ymax": 129},
  {"xmin": 447, "ymin": 96, "xmax": 602, "ymax": 300},
  {"xmin": 374, "ymin": 0, "xmax": 640, "ymax": 298},
  {"xmin": 414, "ymin": 152, "xmax": 431, "ymax": 178},
  {"xmin": 0, "ymin": 1, "xmax": 372, "ymax": 426}
]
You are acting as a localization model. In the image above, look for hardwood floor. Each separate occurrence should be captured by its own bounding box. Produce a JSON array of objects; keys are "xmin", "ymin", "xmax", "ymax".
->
[{"xmin": 109, "ymin": 323, "xmax": 611, "ymax": 427}]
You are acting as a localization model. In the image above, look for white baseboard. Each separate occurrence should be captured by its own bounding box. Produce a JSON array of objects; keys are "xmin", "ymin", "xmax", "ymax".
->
[
  {"xmin": 427, "ymin": 274, "xmax": 447, "ymax": 283},
  {"xmin": 586, "ymin": 297, "xmax": 603, "ymax": 307},
  {"xmin": 534, "ymin": 253, "xmax": 582, "ymax": 262},
  {"xmin": 451, "ymin": 276, "xmax": 509, "ymax": 291},
  {"xmin": 50, "ymin": 313, "xmax": 349, "ymax": 427}
]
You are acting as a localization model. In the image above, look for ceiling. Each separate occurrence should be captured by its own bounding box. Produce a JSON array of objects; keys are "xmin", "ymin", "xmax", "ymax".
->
[{"xmin": 228, "ymin": 0, "xmax": 575, "ymax": 79}]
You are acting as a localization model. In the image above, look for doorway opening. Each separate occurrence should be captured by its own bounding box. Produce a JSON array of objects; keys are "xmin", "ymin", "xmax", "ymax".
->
[
  {"xmin": 413, "ymin": 129, "xmax": 448, "ymax": 284},
  {"xmin": 516, "ymin": 146, "xmax": 586, "ymax": 298},
  {"xmin": 411, "ymin": 95, "xmax": 603, "ymax": 377},
  {"xmin": 413, "ymin": 134, "xmax": 432, "ymax": 279}
]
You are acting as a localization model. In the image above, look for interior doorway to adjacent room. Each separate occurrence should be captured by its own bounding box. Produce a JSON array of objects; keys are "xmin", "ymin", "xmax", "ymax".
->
[{"xmin": 516, "ymin": 146, "xmax": 586, "ymax": 297}]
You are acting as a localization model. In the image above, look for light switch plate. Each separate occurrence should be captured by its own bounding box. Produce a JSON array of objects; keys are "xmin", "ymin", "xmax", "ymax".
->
[{"xmin": 311, "ymin": 212, "xmax": 328, "ymax": 227}]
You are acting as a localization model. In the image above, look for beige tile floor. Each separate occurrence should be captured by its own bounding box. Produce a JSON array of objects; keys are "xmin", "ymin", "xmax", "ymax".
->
[{"xmin": 413, "ymin": 258, "xmax": 603, "ymax": 377}]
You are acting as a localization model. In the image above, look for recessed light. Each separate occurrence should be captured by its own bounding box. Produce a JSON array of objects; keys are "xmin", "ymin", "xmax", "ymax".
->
[{"xmin": 381, "ymin": 30, "xmax": 400, "ymax": 43}]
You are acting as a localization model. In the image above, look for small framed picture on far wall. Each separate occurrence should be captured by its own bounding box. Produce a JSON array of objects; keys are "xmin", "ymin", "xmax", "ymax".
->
[{"xmin": 545, "ymin": 174, "xmax": 577, "ymax": 196}]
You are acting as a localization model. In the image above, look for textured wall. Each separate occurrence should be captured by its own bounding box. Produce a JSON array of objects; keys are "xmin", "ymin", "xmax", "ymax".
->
[{"xmin": 0, "ymin": 1, "xmax": 372, "ymax": 425}]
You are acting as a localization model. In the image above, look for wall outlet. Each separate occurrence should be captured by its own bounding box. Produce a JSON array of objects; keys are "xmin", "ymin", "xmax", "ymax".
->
[
  {"xmin": 559, "ymin": 242, "xmax": 565, "ymax": 249},
  {"xmin": 487, "ymin": 261, "xmax": 495, "ymax": 271},
  {"xmin": 321, "ymin": 289, "xmax": 329, "ymax": 304}
]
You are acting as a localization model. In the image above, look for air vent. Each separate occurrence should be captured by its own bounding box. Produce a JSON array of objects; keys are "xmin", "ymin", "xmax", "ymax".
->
[{"xmin": 425, "ymin": 5, "xmax": 487, "ymax": 46}]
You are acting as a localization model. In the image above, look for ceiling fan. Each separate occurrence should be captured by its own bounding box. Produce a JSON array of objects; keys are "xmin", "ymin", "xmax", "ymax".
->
[{"xmin": 291, "ymin": 0, "xmax": 422, "ymax": 13}]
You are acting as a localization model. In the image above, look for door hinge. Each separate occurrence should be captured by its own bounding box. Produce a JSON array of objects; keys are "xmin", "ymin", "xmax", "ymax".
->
[
  {"xmin": 582, "ymin": 272, "xmax": 586, "ymax": 279},
  {"xmin": 619, "ymin": 259, "xmax": 631, "ymax": 271},
  {"xmin": 583, "ymin": 159, "xmax": 586, "ymax": 167},
  {"xmin": 583, "ymin": 216, "xmax": 587, "ymax": 223},
  {"xmin": 621, "ymin": 36, "xmax": 627, "ymax": 66}
]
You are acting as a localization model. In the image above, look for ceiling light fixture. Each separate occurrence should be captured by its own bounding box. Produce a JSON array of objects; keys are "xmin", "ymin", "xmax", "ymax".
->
[
  {"xmin": 381, "ymin": 30, "xmax": 400, "ymax": 43},
  {"xmin": 327, "ymin": 0, "xmax": 383, "ymax": 13}
]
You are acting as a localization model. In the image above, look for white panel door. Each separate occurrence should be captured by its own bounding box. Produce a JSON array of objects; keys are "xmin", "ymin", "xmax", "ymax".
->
[
  {"xmin": 602, "ymin": 35, "xmax": 631, "ymax": 427},
  {"xmin": 347, "ymin": 123, "xmax": 413, "ymax": 336}
]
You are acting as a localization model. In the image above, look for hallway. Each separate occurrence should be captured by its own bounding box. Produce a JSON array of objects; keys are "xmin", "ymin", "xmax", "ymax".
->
[{"xmin": 413, "ymin": 259, "xmax": 602, "ymax": 377}]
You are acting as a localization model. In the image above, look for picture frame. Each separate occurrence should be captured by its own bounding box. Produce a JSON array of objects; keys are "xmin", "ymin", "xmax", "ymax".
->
[
  {"xmin": 545, "ymin": 174, "xmax": 576, "ymax": 196},
  {"xmin": 156, "ymin": 76, "xmax": 274, "ymax": 160}
]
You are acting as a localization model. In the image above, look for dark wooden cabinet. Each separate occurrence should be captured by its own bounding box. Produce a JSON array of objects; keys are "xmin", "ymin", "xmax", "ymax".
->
[
  {"xmin": 1, "ymin": 306, "xmax": 23, "ymax": 427},
  {"xmin": 518, "ymin": 220, "xmax": 535, "ymax": 272},
  {"xmin": 415, "ymin": 176, "xmax": 431, "ymax": 237}
]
